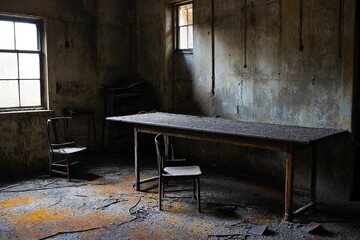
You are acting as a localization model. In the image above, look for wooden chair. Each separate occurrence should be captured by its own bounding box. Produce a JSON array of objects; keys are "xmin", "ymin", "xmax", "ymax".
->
[
  {"xmin": 155, "ymin": 133, "xmax": 202, "ymax": 212},
  {"xmin": 47, "ymin": 117, "xmax": 87, "ymax": 181},
  {"xmin": 163, "ymin": 135, "xmax": 187, "ymax": 165}
]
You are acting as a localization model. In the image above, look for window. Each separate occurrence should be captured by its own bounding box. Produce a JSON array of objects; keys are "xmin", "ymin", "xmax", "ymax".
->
[
  {"xmin": 0, "ymin": 16, "xmax": 44, "ymax": 110},
  {"xmin": 176, "ymin": 3, "xmax": 193, "ymax": 50}
]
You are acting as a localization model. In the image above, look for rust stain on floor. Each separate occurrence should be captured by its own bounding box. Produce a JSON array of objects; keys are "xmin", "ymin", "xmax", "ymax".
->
[
  {"xmin": 87, "ymin": 176, "xmax": 135, "ymax": 195},
  {"xmin": 3, "ymin": 207, "xmax": 133, "ymax": 240},
  {"xmin": 120, "ymin": 175, "xmax": 135, "ymax": 182},
  {"xmin": 167, "ymin": 201, "xmax": 193, "ymax": 214},
  {"xmin": 160, "ymin": 213, "xmax": 184, "ymax": 226},
  {"xmin": 10, "ymin": 208, "xmax": 67, "ymax": 223},
  {"xmin": 0, "ymin": 195, "xmax": 33, "ymax": 209},
  {"xmin": 89, "ymin": 182, "xmax": 129, "ymax": 195}
]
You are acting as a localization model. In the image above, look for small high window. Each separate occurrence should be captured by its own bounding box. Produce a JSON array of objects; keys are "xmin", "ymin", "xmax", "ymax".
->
[
  {"xmin": 176, "ymin": 3, "xmax": 193, "ymax": 50},
  {"xmin": 0, "ymin": 17, "xmax": 44, "ymax": 110}
]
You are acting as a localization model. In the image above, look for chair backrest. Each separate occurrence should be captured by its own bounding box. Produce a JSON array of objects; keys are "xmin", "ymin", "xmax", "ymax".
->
[
  {"xmin": 47, "ymin": 117, "xmax": 73, "ymax": 149},
  {"xmin": 163, "ymin": 136, "xmax": 175, "ymax": 160},
  {"xmin": 155, "ymin": 133, "xmax": 165, "ymax": 173}
]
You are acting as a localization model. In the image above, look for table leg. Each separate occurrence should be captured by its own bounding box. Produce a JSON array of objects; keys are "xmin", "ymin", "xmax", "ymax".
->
[
  {"xmin": 286, "ymin": 143, "xmax": 318, "ymax": 220},
  {"xmin": 284, "ymin": 143, "xmax": 294, "ymax": 221},
  {"xmin": 92, "ymin": 113, "xmax": 97, "ymax": 146},
  {"xmin": 134, "ymin": 128, "xmax": 140, "ymax": 191},
  {"xmin": 133, "ymin": 128, "xmax": 159, "ymax": 191},
  {"xmin": 87, "ymin": 114, "xmax": 91, "ymax": 147},
  {"xmin": 311, "ymin": 142, "xmax": 317, "ymax": 205}
]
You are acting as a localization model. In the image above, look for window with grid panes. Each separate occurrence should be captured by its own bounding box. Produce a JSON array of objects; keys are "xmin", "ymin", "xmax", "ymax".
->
[
  {"xmin": 176, "ymin": 3, "xmax": 193, "ymax": 50},
  {"xmin": 0, "ymin": 17, "xmax": 44, "ymax": 110}
]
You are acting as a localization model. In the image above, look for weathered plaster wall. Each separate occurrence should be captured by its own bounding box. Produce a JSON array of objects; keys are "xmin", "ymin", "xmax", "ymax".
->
[
  {"xmin": 136, "ymin": 0, "xmax": 166, "ymax": 108},
  {"xmin": 0, "ymin": 0, "xmax": 356, "ymax": 200},
  {"xmin": 0, "ymin": 111, "xmax": 53, "ymax": 178},
  {"xmin": 0, "ymin": 0, "xmax": 136, "ymax": 178},
  {"xmin": 137, "ymin": 0, "xmax": 355, "ymax": 200},
  {"xmin": 96, "ymin": 0, "xmax": 137, "ymax": 85},
  {"xmin": 193, "ymin": 0, "xmax": 353, "ymax": 129}
]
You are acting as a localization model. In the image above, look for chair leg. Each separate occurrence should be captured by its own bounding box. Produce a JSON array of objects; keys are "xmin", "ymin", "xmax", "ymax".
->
[
  {"xmin": 197, "ymin": 177, "xmax": 201, "ymax": 212},
  {"xmin": 159, "ymin": 179, "xmax": 163, "ymax": 211},
  {"xmin": 48, "ymin": 152, "xmax": 53, "ymax": 177},
  {"xmin": 91, "ymin": 113, "xmax": 97, "ymax": 147},
  {"xmin": 193, "ymin": 179, "xmax": 197, "ymax": 200},
  {"xmin": 162, "ymin": 180, "xmax": 166, "ymax": 198},
  {"xmin": 66, "ymin": 155, "xmax": 71, "ymax": 181}
]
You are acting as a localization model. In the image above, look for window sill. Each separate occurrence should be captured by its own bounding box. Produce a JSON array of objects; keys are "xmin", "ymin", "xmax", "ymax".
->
[
  {"xmin": 0, "ymin": 109, "xmax": 54, "ymax": 120},
  {"xmin": 176, "ymin": 49, "xmax": 193, "ymax": 54}
]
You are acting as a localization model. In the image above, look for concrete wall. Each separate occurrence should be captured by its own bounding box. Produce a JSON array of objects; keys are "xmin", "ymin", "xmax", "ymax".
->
[
  {"xmin": 137, "ymin": 0, "xmax": 356, "ymax": 200},
  {"xmin": 136, "ymin": 0, "xmax": 166, "ymax": 108},
  {"xmin": 193, "ymin": 0, "xmax": 354, "ymax": 129},
  {"xmin": 0, "ymin": 0, "xmax": 136, "ymax": 178},
  {"xmin": 0, "ymin": 0, "xmax": 357, "ymax": 200}
]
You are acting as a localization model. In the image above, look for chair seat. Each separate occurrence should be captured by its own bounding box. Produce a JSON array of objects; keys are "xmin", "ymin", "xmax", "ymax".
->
[
  {"xmin": 52, "ymin": 146, "xmax": 86, "ymax": 154},
  {"xmin": 163, "ymin": 165, "xmax": 202, "ymax": 177}
]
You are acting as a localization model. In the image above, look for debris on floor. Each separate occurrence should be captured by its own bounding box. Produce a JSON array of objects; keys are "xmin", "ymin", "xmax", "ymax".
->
[
  {"xmin": 248, "ymin": 224, "xmax": 269, "ymax": 235},
  {"xmin": 0, "ymin": 155, "xmax": 360, "ymax": 240},
  {"xmin": 303, "ymin": 222, "xmax": 326, "ymax": 235}
]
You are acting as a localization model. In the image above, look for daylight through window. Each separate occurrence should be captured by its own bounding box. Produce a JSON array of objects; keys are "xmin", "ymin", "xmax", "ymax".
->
[
  {"xmin": 0, "ymin": 17, "xmax": 43, "ymax": 109},
  {"xmin": 177, "ymin": 3, "xmax": 193, "ymax": 50}
]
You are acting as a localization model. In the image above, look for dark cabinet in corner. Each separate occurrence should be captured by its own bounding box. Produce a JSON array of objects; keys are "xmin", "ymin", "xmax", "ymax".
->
[{"xmin": 101, "ymin": 80, "xmax": 158, "ymax": 152}]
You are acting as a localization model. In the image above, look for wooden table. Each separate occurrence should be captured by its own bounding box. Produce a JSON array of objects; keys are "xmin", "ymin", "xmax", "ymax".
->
[{"xmin": 107, "ymin": 112, "xmax": 346, "ymax": 221}]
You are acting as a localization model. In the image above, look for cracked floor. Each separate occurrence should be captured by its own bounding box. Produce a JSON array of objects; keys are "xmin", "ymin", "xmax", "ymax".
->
[{"xmin": 0, "ymin": 154, "xmax": 359, "ymax": 240}]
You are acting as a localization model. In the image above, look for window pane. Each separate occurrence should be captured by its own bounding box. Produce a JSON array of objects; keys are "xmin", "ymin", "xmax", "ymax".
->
[
  {"xmin": 0, "ymin": 80, "xmax": 19, "ymax": 107},
  {"xmin": 15, "ymin": 22, "xmax": 38, "ymax": 51},
  {"xmin": 0, "ymin": 21, "xmax": 15, "ymax": 50},
  {"xmin": 179, "ymin": 6, "xmax": 188, "ymax": 26},
  {"xmin": 177, "ymin": 3, "xmax": 193, "ymax": 50},
  {"xmin": 19, "ymin": 53, "xmax": 40, "ymax": 79},
  {"xmin": 179, "ymin": 26, "xmax": 188, "ymax": 49},
  {"xmin": 188, "ymin": 8, "xmax": 193, "ymax": 25},
  {"xmin": 0, "ymin": 53, "xmax": 18, "ymax": 79},
  {"xmin": 188, "ymin": 25, "xmax": 193, "ymax": 49},
  {"xmin": 20, "ymin": 80, "xmax": 41, "ymax": 106}
]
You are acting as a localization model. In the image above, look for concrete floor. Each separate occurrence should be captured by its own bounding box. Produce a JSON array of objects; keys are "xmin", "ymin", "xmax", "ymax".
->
[{"xmin": 1, "ymin": 153, "xmax": 360, "ymax": 240}]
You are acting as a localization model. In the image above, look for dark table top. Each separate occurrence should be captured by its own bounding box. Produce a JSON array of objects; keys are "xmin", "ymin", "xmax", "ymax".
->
[{"xmin": 107, "ymin": 112, "xmax": 347, "ymax": 144}]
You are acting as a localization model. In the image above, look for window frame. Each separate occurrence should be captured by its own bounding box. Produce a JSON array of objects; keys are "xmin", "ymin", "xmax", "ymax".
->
[
  {"xmin": 0, "ymin": 15, "xmax": 45, "ymax": 112},
  {"xmin": 174, "ymin": 1, "xmax": 193, "ymax": 51}
]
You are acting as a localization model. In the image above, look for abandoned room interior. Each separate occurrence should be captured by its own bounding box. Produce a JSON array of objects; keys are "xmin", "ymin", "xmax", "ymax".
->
[{"xmin": 0, "ymin": 0, "xmax": 360, "ymax": 239}]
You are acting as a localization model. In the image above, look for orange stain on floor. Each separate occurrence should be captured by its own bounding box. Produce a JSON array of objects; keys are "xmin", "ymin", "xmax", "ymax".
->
[
  {"xmin": 11, "ymin": 208, "xmax": 66, "ymax": 223},
  {"xmin": 87, "ymin": 179, "xmax": 135, "ymax": 196},
  {"xmin": 5, "ymin": 207, "xmax": 133, "ymax": 240},
  {"xmin": 161, "ymin": 213, "xmax": 184, "ymax": 226},
  {"xmin": 116, "ymin": 182, "xmax": 135, "ymax": 193},
  {"xmin": 167, "ymin": 201, "xmax": 192, "ymax": 214},
  {"xmin": 0, "ymin": 196, "xmax": 33, "ymax": 209},
  {"xmin": 94, "ymin": 183, "xmax": 122, "ymax": 195},
  {"xmin": 120, "ymin": 175, "xmax": 134, "ymax": 182}
]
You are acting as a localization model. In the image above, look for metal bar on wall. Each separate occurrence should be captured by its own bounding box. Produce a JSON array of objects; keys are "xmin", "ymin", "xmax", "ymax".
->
[
  {"xmin": 243, "ymin": 0, "xmax": 247, "ymax": 68},
  {"xmin": 211, "ymin": 0, "xmax": 215, "ymax": 96},
  {"xmin": 338, "ymin": 0, "xmax": 343, "ymax": 58},
  {"xmin": 299, "ymin": 0, "xmax": 304, "ymax": 52}
]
